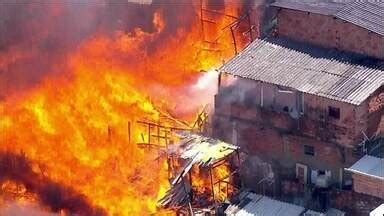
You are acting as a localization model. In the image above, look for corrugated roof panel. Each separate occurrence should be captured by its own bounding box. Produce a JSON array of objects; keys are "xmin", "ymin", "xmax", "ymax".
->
[
  {"xmin": 335, "ymin": 2, "xmax": 384, "ymax": 36},
  {"xmin": 225, "ymin": 192, "xmax": 305, "ymax": 216},
  {"xmin": 347, "ymin": 155, "xmax": 384, "ymax": 179},
  {"xmin": 271, "ymin": 0, "xmax": 345, "ymax": 15},
  {"xmin": 219, "ymin": 37, "xmax": 384, "ymax": 105},
  {"xmin": 272, "ymin": 1, "xmax": 384, "ymax": 36}
]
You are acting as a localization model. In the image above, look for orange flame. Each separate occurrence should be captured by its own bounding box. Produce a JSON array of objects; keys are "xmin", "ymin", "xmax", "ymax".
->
[{"xmin": 0, "ymin": 2, "xmax": 246, "ymax": 215}]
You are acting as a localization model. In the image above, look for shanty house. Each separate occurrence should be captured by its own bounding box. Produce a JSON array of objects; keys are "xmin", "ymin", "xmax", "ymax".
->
[{"xmin": 214, "ymin": 1, "xmax": 384, "ymax": 195}]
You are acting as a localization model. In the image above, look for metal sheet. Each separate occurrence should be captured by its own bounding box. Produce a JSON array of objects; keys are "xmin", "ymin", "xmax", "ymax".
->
[
  {"xmin": 219, "ymin": 37, "xmax": 384, "ymax": 105},
  {"xmin": 336, "ymin": 2, "xmax": 384, "ymax": 36}
]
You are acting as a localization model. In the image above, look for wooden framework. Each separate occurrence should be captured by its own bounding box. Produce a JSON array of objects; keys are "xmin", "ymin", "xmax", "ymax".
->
[
  {"xmin": 172, "ymin": 151, "xmax": 241, "ymax": 216},
  {"xmin": 199, "ymin": 0, "xmax": 255, "ymax": 56}
]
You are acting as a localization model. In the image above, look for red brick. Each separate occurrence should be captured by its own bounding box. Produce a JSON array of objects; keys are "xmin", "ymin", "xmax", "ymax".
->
[{"xmin": 277, "ymin": 9, "xmax": 384, "ymax": 59}]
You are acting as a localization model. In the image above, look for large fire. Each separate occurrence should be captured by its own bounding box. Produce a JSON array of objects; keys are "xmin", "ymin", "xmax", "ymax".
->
[{"xmin": 0, "ymin": 1, "xmax": 248, "ymax": 215}]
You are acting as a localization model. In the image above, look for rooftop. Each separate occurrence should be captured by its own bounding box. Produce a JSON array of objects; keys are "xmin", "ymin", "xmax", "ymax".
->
[
  {"xmin": 335, "ymin": 2, "xmax": 384, "ymax": 36},
  {"xmin": 271, "ymin": 1, "xmax": 384, "ymax": 36},
  {"xmin": 158, "ymin": 133, "xmax": 239, "ymax": 208},
  {"xmin": 219, "ymin": 37, "xmax": 384, "ymax": 105},
  {"xmin": 225, "ymin": 191, "xmax": 345, "ymax": 216},
  {"xmin": 271, "ymin": 0, "xmax": 345, "ymax": 15},
  {"xmin": 346, "ymin": 155, "xmax": 384, "ymax": 180},
  {"xmin": 370, "ymin": 204, "xmax": 384, "ymax": 216},
  {"xmin": 225, "ymin": 192, "xmax": 305, "ymax": 216}
]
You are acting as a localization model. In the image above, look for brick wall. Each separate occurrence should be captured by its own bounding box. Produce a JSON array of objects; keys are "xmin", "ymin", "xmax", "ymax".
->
[
  {"xmin": 330, "ymin": 190, "xmax": 383, "ymax": 216},
  {"xmin": 215, "ymin": 79, "xmax": 369, "ymax": 147},
  {"xmin": 301, "ymin": 93, "xmax": 371, "ymax": 147},
  {"xmin": 213, "ymin": 113, "xmax": 347, "ymax": 184},
  {"xmin": 366, "ymin": 86, "xmax": 384, "ymax": 136},
  {"xmin": 277, "ymin": 9, "xmax": 384, "ymax": 59},
  {"xmin": 352, "ymin": 174, "xmax": 384, "ymax": 199},
  {"xmin": 284, "ymin": 134, "xmax": 344, "ymax": 166},
  {"xmin": 214, "ymin": 77, "xmax": 381, "ymax": 187},
  {"xmin": 376, "ymin": 115, "xmax": 384, "ymax": 135}
]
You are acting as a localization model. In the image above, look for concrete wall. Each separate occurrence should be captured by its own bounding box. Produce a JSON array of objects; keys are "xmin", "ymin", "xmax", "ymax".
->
[
  {"xmin": 352, "ymin": 174, "xmax": 384, "ymax": 199},
  {"xmin": 276, "ymin": 9, "xmax": 384, "ymax": 59}
]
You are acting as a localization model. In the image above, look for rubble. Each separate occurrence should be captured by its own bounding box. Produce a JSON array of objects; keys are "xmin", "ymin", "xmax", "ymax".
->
[{"xmin": 158, "ymin": 133, "xmax": 239, "ymax": 210}]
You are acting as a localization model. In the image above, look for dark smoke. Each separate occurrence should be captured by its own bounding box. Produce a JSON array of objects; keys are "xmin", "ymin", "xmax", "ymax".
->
[{"xmin": 0, "ymin": 152, "xmax": 106, "ymax": 215}]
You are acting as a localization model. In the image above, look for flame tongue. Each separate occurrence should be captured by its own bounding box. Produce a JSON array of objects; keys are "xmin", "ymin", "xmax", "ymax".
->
[{"xmin": 0, "ymin": 2, "xmax": 245, "ymax": 215}]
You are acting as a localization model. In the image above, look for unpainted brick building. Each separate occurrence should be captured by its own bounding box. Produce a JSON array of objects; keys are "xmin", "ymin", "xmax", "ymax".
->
[
  {"xmin": 213, "ymin": 1, "xmax": 384, "ymax": 203},
  {"xmin": 276, "ymin": 10, "xmax": 384, "ymax": 59}
]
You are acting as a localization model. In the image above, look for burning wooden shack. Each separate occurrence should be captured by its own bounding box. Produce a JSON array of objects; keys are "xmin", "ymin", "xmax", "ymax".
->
[{"xmin": 158, "ymin": 133, "xmax": 240, "ymax": 215}]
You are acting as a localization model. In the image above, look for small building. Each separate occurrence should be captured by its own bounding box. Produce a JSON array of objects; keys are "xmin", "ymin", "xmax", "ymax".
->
[
  {"xmin": 215, "ymin": 36, "xmax": 384, "ymax": 190},
  {"xmin": 271, "ymin": 1, "xmax": 384, "ymax": 59},
  {"xmin": 158, "ymin": 133, "xmax": 240, "ymax": 214},
  {"xmin": 213, "ymin": 0, "xmax": 384, "ymax": 207},
  {"xmin": 346, "ymin": 155, "xmax": 384, "ymax": 199}
]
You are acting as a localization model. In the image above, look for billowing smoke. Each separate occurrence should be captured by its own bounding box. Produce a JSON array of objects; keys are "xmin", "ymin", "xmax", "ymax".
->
[
  {"xmin": 0, "ymin": 0, "xmax": 249, "ymax": 214},
  {"xmin": 219, "ymin": 75, "xmax": 259, "ymax": 108},
  {"xmin": 0, "ymin": 0, "xmax": 196, "ymax": 99}
]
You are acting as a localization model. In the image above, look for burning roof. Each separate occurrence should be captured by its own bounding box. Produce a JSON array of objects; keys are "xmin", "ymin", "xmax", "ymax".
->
[
  {"xmin": 173, "ymin": 133, "xmax": 239, "ymax": 167},
  {"xmin": 158, "ymin": 133, "xmax": 239, "ymax": 209}
]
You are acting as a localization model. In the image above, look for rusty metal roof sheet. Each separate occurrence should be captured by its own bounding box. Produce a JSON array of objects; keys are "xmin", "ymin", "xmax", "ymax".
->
[
  {"xmin": 335, "ymin": 2, "xmax": 384, "ymax": 36},
  {"xmin": 219, "ymin": 37, "xmax": 384, "ymax": 105}
]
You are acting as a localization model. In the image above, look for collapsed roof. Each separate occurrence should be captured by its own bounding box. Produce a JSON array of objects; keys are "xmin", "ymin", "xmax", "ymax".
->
[
  {"xmin": 172, "ymin": 133, "xmax": 239, "ymax": 167},
  {"xmin": 158, "ymin": 133, "xmax": 239, "ymax": 208}
]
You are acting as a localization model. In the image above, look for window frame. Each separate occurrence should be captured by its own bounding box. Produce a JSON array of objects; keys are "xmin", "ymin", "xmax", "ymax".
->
[
  {"xmin": 328, "ymin": 106, "xmax": 340, "ymax": 119},
  {"xmin": 304, "ymin": 145, "xmax": 315, "ymax": 156}
]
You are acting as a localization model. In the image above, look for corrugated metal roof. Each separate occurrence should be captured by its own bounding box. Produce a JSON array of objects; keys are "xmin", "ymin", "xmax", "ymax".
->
[
  {"xmin": 271, "ymin": 0, "xmax": 346, "ymax": 15},
  {"xmin": 305, "ymin": 208, "xmax": 345, "ymax": 216},
  {"xmin": 271, "ymin": 1, "xmax": 384, "ymax": 36},
  {"xmin": 370, "ymin": 204, "xmax": 384, "ymax": 216},
  {"xmin": 335, "ymin": 2, "xmax": 384, "ymax": 36},
  {"xmin": 225, "ymin": 192, "xmax": 305, "ymax": 216},
  {"xmin": 219, "ymin": 37, "xmax": 384, "ymax": 105},
  {"xmin": 158, "ymin": 133, "xmax": 239, "ymax": 209},
  {"xmin": 346, "ymin": 155, "xmax": 384, "ymax": 180}
]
